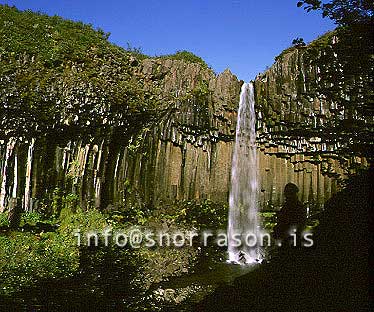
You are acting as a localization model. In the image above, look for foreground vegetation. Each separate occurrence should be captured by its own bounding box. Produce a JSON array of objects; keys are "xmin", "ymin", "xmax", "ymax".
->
[
  {"xmin": 0, "ymin": 195, "xmax": 323, "ymax": 304},
  {"xmin": 0, "ymin": 199, "xmax": 229, "ymax": 297},
  {"xmin": 0, "ymin": 209, "xmax": 105, "ymax": 295}
]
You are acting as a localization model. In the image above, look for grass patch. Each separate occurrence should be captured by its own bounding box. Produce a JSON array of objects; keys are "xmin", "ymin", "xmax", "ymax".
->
[
  {"xmin": 156, "ymin": 50, "xmax": 209, "ymax": 68},
  {"xmin": 0, "ymin": 209, "xmax": 108, "ymax": 296},
  {"xmin": 0, "ymin": 231, "xmax": 79, "ymax": 295}
]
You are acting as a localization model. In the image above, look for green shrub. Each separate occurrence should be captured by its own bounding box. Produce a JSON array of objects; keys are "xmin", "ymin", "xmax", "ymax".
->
[
  {"xmin": 58, "ymin": 208, "xmax": 109, "ymax": 244},
  {"xmin": 106, "ymin": 203, "xmax": 151, "ymax": 226},
  {"xmin": 0, "ymin": 208, "xmax": 112, "ymax": 295},
  {"xmin": 0, "ymin": 5, "xmax": 161, "ymax": 141},
  {"xmin": 20, "ymin": 211, "xmax": 44, "ymax": 226},
  {"xmin": 0, "ymin": 5, "xmax": 120, "ymax": 66},
  {"xmin": 155, "ymin": 200, "xmax": 228, "ymax": 229},
  {"xmin": 0, "ymin": 212, "xmax": 9, "ymax": 227},
  {"xmin": 0, "ymin": 231, "xmax": 79, "ymax": 295},
  {"xmin": 157, "ymin": 50, "xmax": 208, "ymax": 68},
  {"xmin": 260, "ymin": 211, "xmax": 277, "ymax": 232}
]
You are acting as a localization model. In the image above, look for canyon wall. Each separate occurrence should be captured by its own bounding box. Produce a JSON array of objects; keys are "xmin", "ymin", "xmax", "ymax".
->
[
  {"xmin": 0, "ymin": 59, "xmax": 241, "ymax": 212},
  {"xmin": 253, "ymin": 31, "xmax": 372, "ymax": 210},
  {"xmin": 1, "ymin": 32, "xmax": 371, "ymax": 214}
]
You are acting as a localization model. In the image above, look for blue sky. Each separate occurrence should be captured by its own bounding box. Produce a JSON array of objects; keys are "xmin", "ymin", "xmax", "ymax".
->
[{"xmin": 0, "ymin": 0, "xmax": 335, "ymax": 81}]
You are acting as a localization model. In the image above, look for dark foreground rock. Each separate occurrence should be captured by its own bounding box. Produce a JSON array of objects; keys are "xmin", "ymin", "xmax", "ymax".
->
[{"xmin": 196, "ymin": 169, "xmax": 371, "ymax": 312}]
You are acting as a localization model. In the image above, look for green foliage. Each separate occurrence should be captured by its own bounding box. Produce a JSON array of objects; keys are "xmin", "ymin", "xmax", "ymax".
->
[
  {"xmin": 127, "ymin": 127, "xmax": 151, "ymax": 155},
  {"xmin": 0, "ymin": 231, "xmax": 79, "ymax": 295},
  {"xmin": 305, "ymin": 218, "xmax": 319, "ymax": 231},
  {"xmin": 108, "ymin": 199, "xmax": 228, "ymax": 228},
  {"xmin": 191, "ymin": 79, "xmax": 212, "ymax": 128},
  {"xmin": 64, "ymin": 193, "xmax": 80, "ymax": 210},
  {"xmin": 0, "ymin": 212, "xmax": 9, "ymax": 227},
  {"xmin": 51, "ymin": 187, "xmax": 63, "ymax": 215},
  {"xmin": 125, "ymin": 42, "xmax": 148, "ymax": 60},
  {"xmin": 260, "ymin": 212, "xmax": 277, "ymax": 232},
  {"xmin": 185, "ymin": 200, "xmax": 227, "ymax": 228},
  {"xmin": 193, "ymin": 80, "xmax": 210, "ymax": 97},
  {"xmin": 297, "ymin": 0, "xmax": 374, "ymax": 25},
  {"xmin": 37, "ymin": 188, "xmax": 80, "ymax": 217},
  {"xmin": 0, "ymin": 5, "xmax": 213, "ymax": 142},
  {"xmin": 274, "ymin": 47, "xmax": 297, "ymax": 61},
  {"xmin": 106, "ymin": 203, "xmax": 151, "ymax": 226},
  {"xmin": 58, "ymin": 208, "xmax": 108, "ymax": 240},
  {"xmin": 0, "ymin": 5, "xmax": 161, "ymax": 140},
  {"xmin": 20, "ymin": 212, "xmax": 44, "ymax": 226},
  {"xmin": 158, "ymin": 50, "xmax": 208, "ymax": 68},
  {"xmin": 0, "ymin": 201, "xmax": 228, "ymax": 297},
  {"xmin": 0, "ymin": 5, "xmax": 118, "ymax": 66},
  {"xmin": 292, "ymin": 37, "xmax": 306, "ymax": 46},
  {"xmin": 156, "ymin": 200, "xmax": 228, "ymax": 229},
  {"xmin": 0, "ymin": 208, "xmax": 111, "ymax": 295},
  {"xmin": 307, "ymin": 30, "xmax": 335, "ymax": 49}
]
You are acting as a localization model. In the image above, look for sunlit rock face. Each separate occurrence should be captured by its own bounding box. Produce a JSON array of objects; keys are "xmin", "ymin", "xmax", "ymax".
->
[
  {"xmin": 0, "ymin": 31, "xmax": 371, "ymax": 213},
  {"xmin": 0, "ymin": 59, "xmax": 242, "ymax": 212},
  {"xmin": 253, "ymin": 31, "xmax": 371, "ymax": 211}
]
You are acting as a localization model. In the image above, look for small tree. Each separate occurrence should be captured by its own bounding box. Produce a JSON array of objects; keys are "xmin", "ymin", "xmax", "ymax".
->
[{"xmin": 292, "ymin": 37, "xmax": 306, "ymax": 46}]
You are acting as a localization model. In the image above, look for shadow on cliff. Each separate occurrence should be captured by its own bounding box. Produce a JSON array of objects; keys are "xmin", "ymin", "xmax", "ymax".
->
[{"xmin": 196, "ymin": 169, "xmax": 372, "ymax": 312}]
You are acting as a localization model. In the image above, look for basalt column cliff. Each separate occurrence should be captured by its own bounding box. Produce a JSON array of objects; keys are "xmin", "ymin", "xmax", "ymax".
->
[{"xmin": 0, "ymin": 31, "xmax": 371, "ymax": 213}]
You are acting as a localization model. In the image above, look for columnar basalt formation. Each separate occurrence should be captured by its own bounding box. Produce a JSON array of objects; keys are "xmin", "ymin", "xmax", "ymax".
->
[
  {"xmin": 0, "ymin": 59, "xmax": 242, "ymax": 212},
  {"xmin": 0, "ymin": 32, "xmax": 371, "ymax": 214},
  {"xmin": 253, "ymin": 31, "xmax": 372, "ymax": 210}
]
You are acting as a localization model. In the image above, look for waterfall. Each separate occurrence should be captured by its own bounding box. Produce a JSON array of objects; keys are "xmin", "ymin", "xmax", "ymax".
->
[{"xmin": 228, "ymin": 82, "xmax": 261, "ymax": 264}]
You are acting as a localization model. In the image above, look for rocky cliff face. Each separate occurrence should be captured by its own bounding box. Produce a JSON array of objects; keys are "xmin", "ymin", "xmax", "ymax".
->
[
  {"xmin": 0, "ymin": 31, "xmax": 371, "ymax": 214},
  {"xmin": 253, "ymin": 31, "xmax": 371, "ymax": 210},
  {"xmin": 0, "ymin": 58, "xmax": 242, "ymax": 212},
  {"xmin": 101, "ymin": 59, "xmax": 242, "ymax": 207}
]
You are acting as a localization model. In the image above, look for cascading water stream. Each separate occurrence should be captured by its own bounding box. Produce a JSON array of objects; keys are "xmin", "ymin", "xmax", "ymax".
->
[{"xmin": 228, "ymin": 82, "xmax": 261, "ymax": 264}]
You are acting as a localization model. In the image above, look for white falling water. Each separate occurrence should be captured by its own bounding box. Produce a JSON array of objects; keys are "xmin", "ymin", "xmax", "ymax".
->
[{"xmin": 228, "ymin": 82, "xmax": 261, "ymax": 264}]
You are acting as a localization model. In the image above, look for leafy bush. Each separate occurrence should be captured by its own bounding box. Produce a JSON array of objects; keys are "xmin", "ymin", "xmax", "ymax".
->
[
  {"xmin": 0, "ymin": 231, "xmax": 79, "ymax": 295},
  {"xmin": 157, "ymin": 50, "xmax": 208, "ymax": 68},
  {"xmin": 125, "ymin": 42, "xmax": 148, "ymax": 60},
  {"xmin": 183, "ymin": 200, "xmax": 228, "ymax": 228},
  {"xmin": 0, "ymin": 208, "xmax": 110, "ymax": 295},
  {"xmin": 20, "ymin": 211, "xmax": 45, "ymax": 226},
  {"xmin": 155, "ymin": 200, "xmax": 228, "ymax": 229},
  {"xmin": 0, "ymin": 5, "xmax": 118, "ymax": 66},
  {"xmin": 58, "ymin": 208, "xmax": 108, "ymax": 239},
  {"xmin": 0, "ymin": 212, "xmax": 9, "ymax": 227},
  {"xmin": 260, "ymin": 211, "xmax": 277, "ymax": 232}
]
